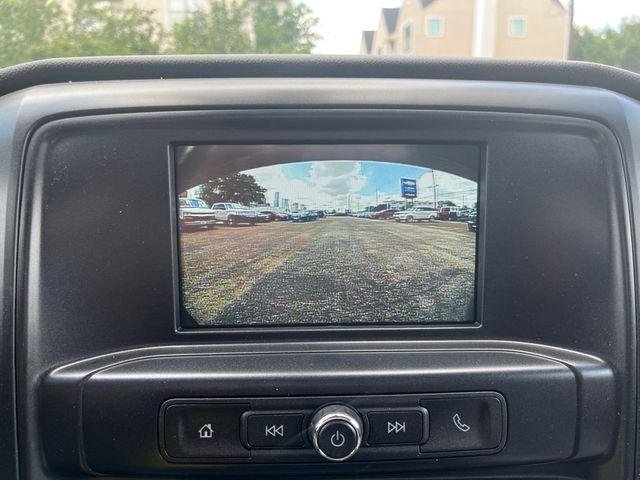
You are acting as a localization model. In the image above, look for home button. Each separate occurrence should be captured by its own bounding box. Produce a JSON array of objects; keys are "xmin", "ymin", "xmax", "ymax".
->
[{"xmin": 163, "ymin": 403, "xmax": 250, "ymax": 459}]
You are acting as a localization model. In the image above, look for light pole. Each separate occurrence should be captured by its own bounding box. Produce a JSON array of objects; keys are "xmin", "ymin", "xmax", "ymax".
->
[{"xmin": 431, "ymin": 169, "xmax": 438, "ymax": 208}]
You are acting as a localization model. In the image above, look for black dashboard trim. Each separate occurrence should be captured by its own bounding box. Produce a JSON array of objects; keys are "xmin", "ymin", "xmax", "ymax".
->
[{"xmin": 1, "ymin": 55, "xmax": 640, "ymax": 101}]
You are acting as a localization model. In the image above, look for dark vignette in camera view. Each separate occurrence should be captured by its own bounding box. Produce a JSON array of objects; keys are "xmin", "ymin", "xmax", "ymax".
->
[{"xmin": 176, "ymin": 146, "xmax": 479, "ymax": 327}]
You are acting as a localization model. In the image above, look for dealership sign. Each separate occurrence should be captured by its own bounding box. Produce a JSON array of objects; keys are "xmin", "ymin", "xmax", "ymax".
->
[{"xmin": 400, "ymin": 178, "xmax": 417, "ymax": 198}]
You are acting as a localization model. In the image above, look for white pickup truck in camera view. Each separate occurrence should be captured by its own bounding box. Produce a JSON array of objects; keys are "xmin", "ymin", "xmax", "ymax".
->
[
  {"xmin": 178, "ymin": 198, "xmax": 217, "ymax": 228},
  {"xmin": 211, "ymin": 202, "xmax": 258, "ymax": 226},
  {"xmin": 393, "ymin": 206, "xmax": 439, "ymax": 222}
]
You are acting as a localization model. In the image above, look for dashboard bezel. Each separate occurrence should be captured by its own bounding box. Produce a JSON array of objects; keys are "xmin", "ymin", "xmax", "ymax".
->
[{"xmin": 0, "ymin": 74, "xmax": 635, "ymax": 479}]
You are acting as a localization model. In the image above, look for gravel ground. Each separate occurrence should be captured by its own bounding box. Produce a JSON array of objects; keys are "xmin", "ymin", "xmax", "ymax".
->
[{"xmin": 180, "ymin": 217, "xmax": 477, "ymax": 326}]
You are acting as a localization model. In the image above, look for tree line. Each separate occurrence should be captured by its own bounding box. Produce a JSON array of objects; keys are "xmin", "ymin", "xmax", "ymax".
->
[
  {"xmin": 573, "ymin": 17, "xmax": 640, "ymax": 73},
  {"xmin": 0, "ymin": 0, "xmax": 319, "ymax": 68}
]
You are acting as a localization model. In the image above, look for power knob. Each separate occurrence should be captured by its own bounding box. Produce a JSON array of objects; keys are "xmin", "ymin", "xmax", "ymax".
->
[{"xmin": 309, "ymin": 404, "xmax": 363, "ymax": 461}]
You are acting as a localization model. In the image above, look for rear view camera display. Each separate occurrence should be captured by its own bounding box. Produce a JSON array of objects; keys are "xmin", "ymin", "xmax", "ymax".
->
[{"xmin": 175, "ymin": 145, "xmax": 480, "ymax": 327}]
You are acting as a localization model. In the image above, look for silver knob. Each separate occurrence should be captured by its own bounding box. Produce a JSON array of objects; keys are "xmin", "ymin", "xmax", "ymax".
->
[{"xmin": 309, "ymin": 404, "xmax": 363, "ymax": 461}]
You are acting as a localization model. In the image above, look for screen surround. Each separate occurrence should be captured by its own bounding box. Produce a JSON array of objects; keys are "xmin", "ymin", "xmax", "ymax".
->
[{"xmin": 173, "ymin": 144, "xmax": 483, "ymax": 330}]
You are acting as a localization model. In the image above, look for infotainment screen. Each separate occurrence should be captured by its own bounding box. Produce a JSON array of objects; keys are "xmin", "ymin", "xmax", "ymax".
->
[{"xmin": 174, "ymin": 145, "xmax": 480, "ymax": 327}]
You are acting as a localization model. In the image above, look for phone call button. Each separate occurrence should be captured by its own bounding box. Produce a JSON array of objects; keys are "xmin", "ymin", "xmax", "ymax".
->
[{"xmin": 420, "ymin": 395, "xmax": 505, "ymax": 453}]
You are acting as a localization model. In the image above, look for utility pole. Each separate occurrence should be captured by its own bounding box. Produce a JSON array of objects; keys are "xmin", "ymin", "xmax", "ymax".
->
[
  {"xmin": 566, "ymin": 0, "xmax": 575, "ymax": 60},
  {"xmin": 431, "ymin": 170, "xmax": 438, "ymax": 208}
]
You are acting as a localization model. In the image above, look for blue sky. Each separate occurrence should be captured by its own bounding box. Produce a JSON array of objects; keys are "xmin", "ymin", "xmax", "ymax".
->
[{"xmin": 244, "ymin": 161, "xmax": 477, "ymax": 211}]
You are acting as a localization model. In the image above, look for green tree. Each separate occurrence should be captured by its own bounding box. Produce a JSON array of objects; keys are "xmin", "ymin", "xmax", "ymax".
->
[
  {"xmin": 172, "ymin": 0, "xmax": 251, "ymax": 54},
  {"xmin": 573, "ymin": 17, "xmax": 640, "ymax": 73},
  {"xmin": 52, "ymin": 0, "xmax": 162, "ymax": 57},
  {"xmin": 252, "ymin": 1, "xmax": 318, "ymax": 53},
  {"xmin": 0, "ymin": 0, "xmax": 162, "ymax": 68},
  {"xmin": 0, "ymin": 0, "xmax": 319, "ymax": 69},
  {"xmin": 172, "ymin": 0, "xmax": 319, "ymax": 54},
  {"xmin": 0, "ymin": 0, "xmax": 65, "ymax": 67},
  {"xmin": 200, "ymin": 173, "xmax": 266, "ymax": 206}
]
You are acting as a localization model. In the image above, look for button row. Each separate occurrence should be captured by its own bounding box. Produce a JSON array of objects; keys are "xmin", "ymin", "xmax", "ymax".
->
[
  {"xmin": 245, "ymin": 408, "xmax": 427, "ymax": 449},
  {"xmin": 161, "ymin": 394, "xmax": 505, "ymax": 461}
]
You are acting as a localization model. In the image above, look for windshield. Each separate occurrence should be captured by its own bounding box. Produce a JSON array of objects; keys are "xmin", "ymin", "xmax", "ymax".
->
[
  {"xmin": 181, "ymin": 198, "xmax": 208, "ymax": 208},
  {"xmin": 1, "ymin": 1, "xmax": 638, "ymax": 73}
]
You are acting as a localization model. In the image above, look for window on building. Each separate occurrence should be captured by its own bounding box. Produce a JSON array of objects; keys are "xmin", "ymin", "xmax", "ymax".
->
[
  {"xmin": 402, "ymin": 22, "xmax": 413, "ymax": 54},
  {"xmin": 425, "ymin": 15, "xmax": 444, "ymax": 37},
  {"xmin": 508, "ymin": 16, "xmax": 527, "ymax": 38}
]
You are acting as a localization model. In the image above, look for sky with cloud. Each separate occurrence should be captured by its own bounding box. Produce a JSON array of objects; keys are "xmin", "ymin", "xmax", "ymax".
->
[
  {"xmin": 297, "ymin": 0, "xmax": 639, "ymax": 55},
  {"xmin": 243, "ymin": 161, "xmax": 478, "ymax": 211}
]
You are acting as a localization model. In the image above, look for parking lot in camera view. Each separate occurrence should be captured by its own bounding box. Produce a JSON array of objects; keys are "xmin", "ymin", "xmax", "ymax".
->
[{"xmin": 180, "ymin": 217, "xmax": 476, "ymax": 326}]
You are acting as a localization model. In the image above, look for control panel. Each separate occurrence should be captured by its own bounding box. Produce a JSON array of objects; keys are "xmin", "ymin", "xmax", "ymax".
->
[
  {"xmin": 42, "ymin": 345, "xmax": 614, "ymax": 474},
  {"xmin": 160, "ymin": 393, "xmax": 506, "ymax": 463}
]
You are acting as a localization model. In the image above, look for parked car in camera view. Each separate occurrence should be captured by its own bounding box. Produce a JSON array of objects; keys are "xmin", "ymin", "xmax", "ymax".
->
[
  {"xmin": 178, "ymin": 198, "xmax": 217, "ymax": 230},
  {"xmin": 393, "ymin": 206, "xmax": 439, "ymax": 223},
  {"xmin": 211, "ymin": 202, "xmax": 257, "ymax": 226},
  {"xmin": 291, "ymin": 210, "xmax": 317, "ymax": 222},
  {"xmin": 371, "ymin": 209, "xmax": 398, "ymax": 220},
  {"xmin": 438, "ymin": 206, "xmax": 463, "ymax": 220},
  {"xmin": 254, "ymin": 211, "xmax": 271, "ymax": 223},
  {"xmin": 467, "ymin": 210, "xmax": 478, "ymax": 232},
  {"xmin": 354, "ymin": 211, "xmax": 373, "ymax": 218},
  {"xmin": 257, "ymin": 209, "xmax": 290, "ymax": 221},
  {"xmin": 457, "ymin": 208, "xmax": 472, "ymax": 220}
]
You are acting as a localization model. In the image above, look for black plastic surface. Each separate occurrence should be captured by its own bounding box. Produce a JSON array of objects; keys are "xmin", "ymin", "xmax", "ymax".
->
[
  {"xmin": 20, "ymin": 104, "xmax": 630, "ymax": 477},
  {"xmin": 37, "ymin": 344, "xmax": 612, "ymax": 475},
  {"xmin": 1, "ymin": 55, "xmax": 640, "ymax": 101},
  {"xmin": 0, "ymin": 66, "xmax": 632, "ymax": 479}
]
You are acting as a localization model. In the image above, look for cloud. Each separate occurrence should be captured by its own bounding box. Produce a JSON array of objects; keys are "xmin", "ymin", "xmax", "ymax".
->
[
  {"xmin": 246, "ymin": 161, "xmax": 368, "ymax": 209},
  {"xmin": 247, "ymin": 164, "xmax": 312, "ymax": 205},
  {"xmin": 416, "ymin": 170, "xmax": 477, "ymax": 207},
  {"xmin": 245, "ymin": 161, "xmax": 477, "ymax": 210},
  {"xmin": 308, "ymin": 161, "xmax": 367, "ymax": 196}
]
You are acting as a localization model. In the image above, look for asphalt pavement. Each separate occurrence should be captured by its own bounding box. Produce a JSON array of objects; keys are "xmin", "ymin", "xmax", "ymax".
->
[{"xmin": 180, "ymin": 217, "xmax": 476, "ymax": 326}]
